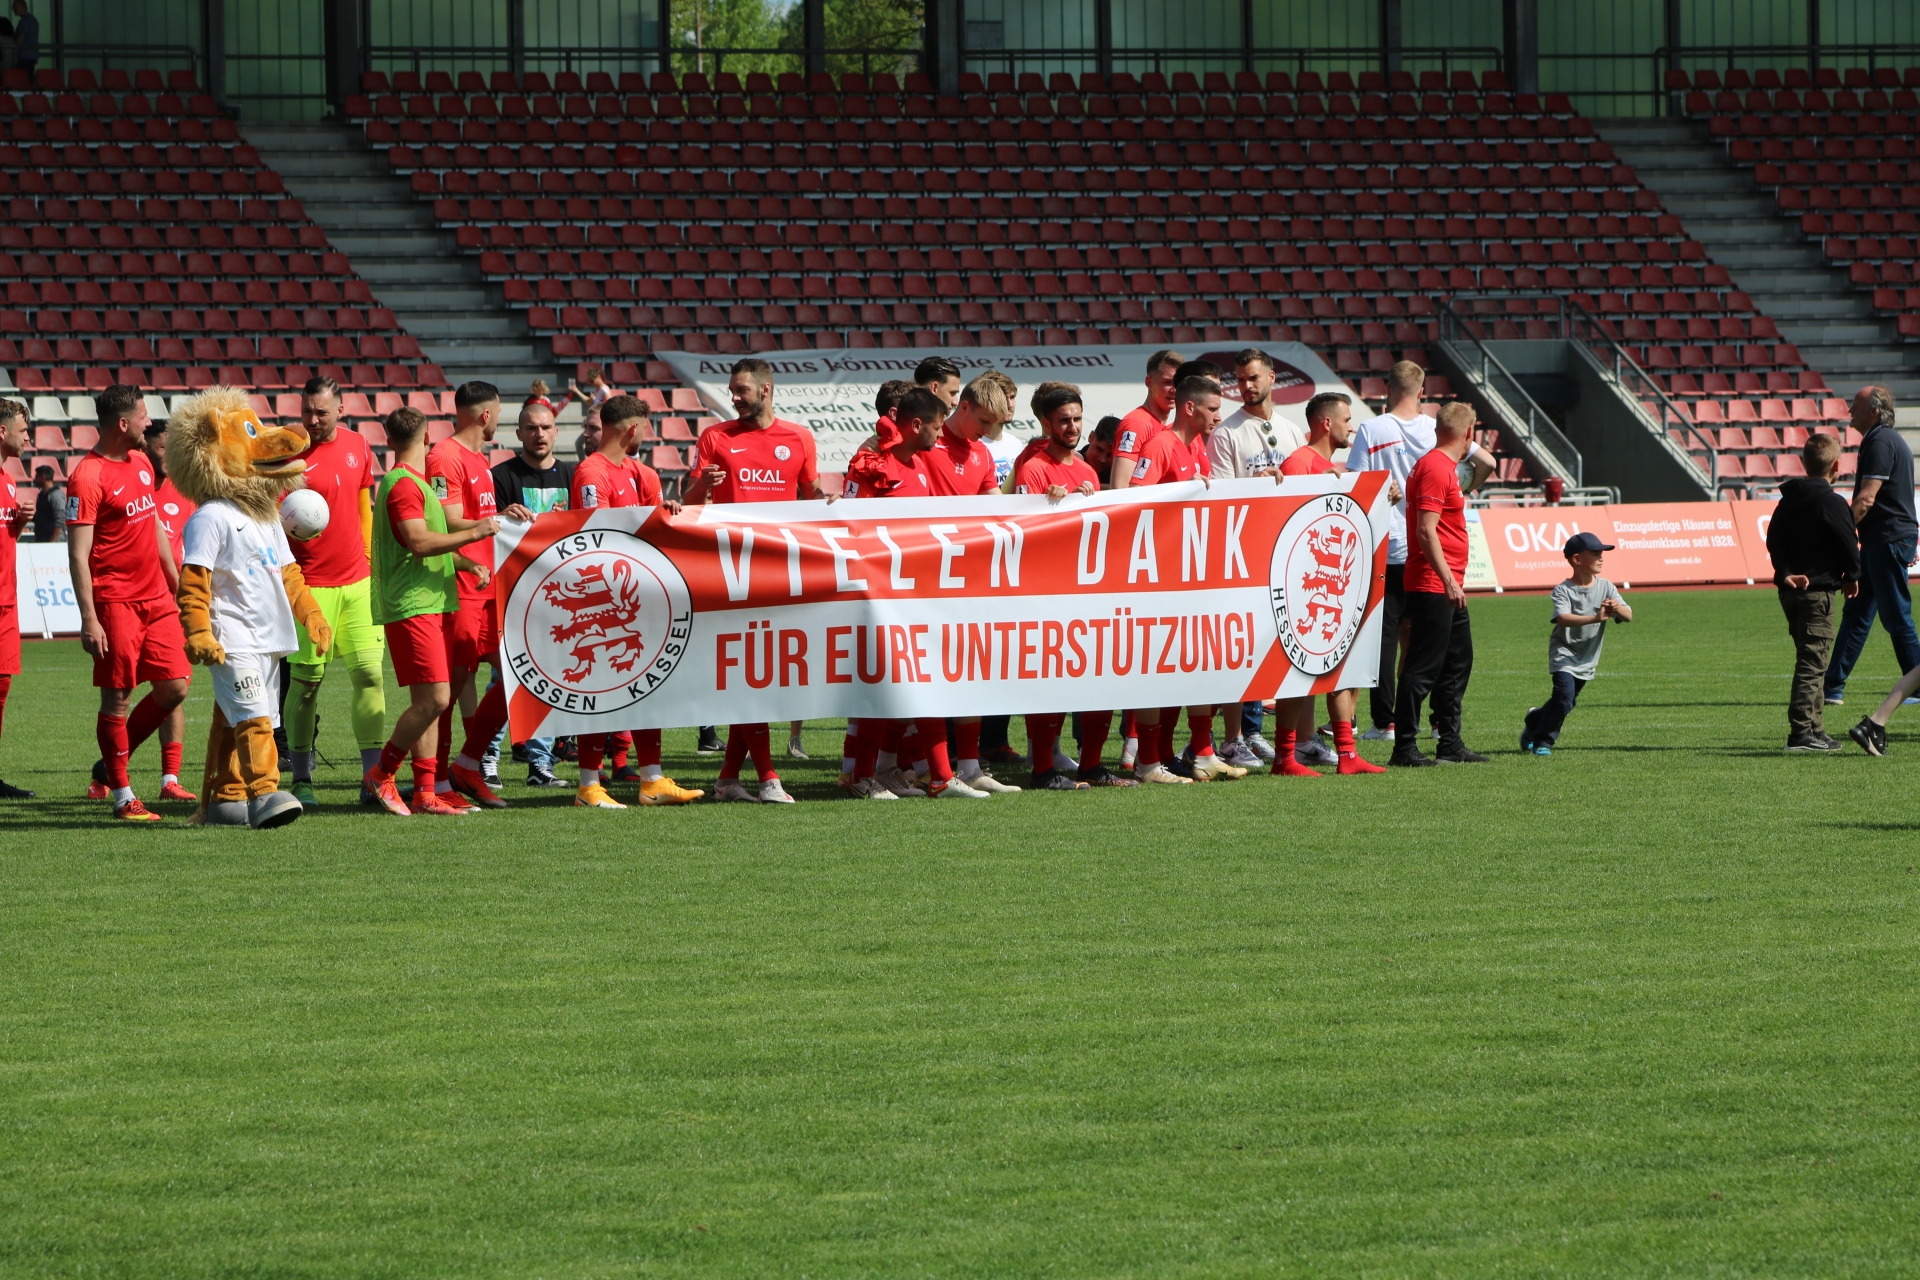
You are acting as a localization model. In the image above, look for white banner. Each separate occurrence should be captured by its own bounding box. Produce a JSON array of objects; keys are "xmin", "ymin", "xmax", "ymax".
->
[
  {"xmin": 494, "ymin": 475, "xmax": 1391, "ymax": 738},
  {"xmin": 14, "ymin": 542, "xmax": 80, "ymax": 637},
  {"xmin": 653, "ymin": 342, "xmax": 1352, "ymax": 474}
]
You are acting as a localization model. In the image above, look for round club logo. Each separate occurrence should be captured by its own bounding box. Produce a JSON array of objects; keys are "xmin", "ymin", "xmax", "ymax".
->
[
  {"xmin": 503, "ymin": 530, "xmax": 693, "ymax": 713},
  {"xmin": 773, "ymin": 444, "xmax": 791, "ymax": 461},
  {"xmin": 1269, "ymin": 492, "xmax": 1373, "ymax": 676}
]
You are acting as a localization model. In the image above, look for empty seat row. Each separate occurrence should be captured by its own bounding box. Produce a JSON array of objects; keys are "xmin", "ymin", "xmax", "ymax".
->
[
  {"xmin": 0, "ymin": 195, "xmax": 309, "ymax": 227},
  {"xmin": 0, "ymin": 168, "xmax": 283, "ymax": 198},
  {"xmin": 10, "ymin": 363, "xmax": 447, "ymax": 394},
  {"xmin": 4, "ymin": 68, "xmax": 198, "ymax": 93},
  {"xmin": 2, "ymin": 278, "xmax": 381, "ymax": 310},
  {"xmin": 0, "ymin": 91, "xmax": 221, "ymax": 120},
  {"xmin": 1683, "ymin": 405, "xmax": 1846, "ymax": 430},
  {"xmin": 0, "ymin": 334, "xmax": 422, "ymax": 363},
  {"xmin": 1687, "ymin": 89, "xmax": 1920, "ymax": 115},
  {"xmin": 2, "ymin": 116, "xmax": 239, "ymax": 145}
]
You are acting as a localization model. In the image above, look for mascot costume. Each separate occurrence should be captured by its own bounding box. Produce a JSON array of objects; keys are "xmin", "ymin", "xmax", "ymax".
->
[{"xmin": 165, "ymin": 388, "xmax": 334, "ymax": 828}]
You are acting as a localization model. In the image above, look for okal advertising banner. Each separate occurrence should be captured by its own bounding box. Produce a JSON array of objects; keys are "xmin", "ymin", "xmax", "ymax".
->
[{"xmin": 495, "ymin": 475, "xmax": 1391, "ymax": 738}]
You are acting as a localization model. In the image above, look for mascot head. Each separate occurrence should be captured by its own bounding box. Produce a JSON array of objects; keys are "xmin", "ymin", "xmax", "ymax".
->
[{"xmin": 165, "ymin": 386, "xmax": 311, "ymax": 520}]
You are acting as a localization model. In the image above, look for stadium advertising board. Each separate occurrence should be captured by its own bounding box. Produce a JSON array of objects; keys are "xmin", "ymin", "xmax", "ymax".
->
[
  {"xmin": 1475, "ymin": 502, "xmax": 1754, "ymax": 588},
  {"xmin": 653, "ymin": 342, "xmax": 1353, "ymax": 473},
  {"xmin": 493, "ymin": 474, "xmax": 1391, "ymax": 737},
  {"xmin": 11, "ymin": 542, "xmax": 80, "ymax": 636}
]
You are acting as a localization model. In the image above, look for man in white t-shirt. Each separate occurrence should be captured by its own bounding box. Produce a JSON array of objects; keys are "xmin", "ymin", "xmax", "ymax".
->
[
  {"xmin": 1209, "ymin": 347, "xmax": 1306, "ymax": 481},
  {"xmin": 1346, "ymin": 360, "xmax": 1496, "ymax": 738}
]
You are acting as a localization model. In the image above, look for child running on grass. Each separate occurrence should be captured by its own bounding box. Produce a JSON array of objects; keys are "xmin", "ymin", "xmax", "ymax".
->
[{"xmin": 1520, "ymin": 532, "xmax": 1632, "ymax": 755}]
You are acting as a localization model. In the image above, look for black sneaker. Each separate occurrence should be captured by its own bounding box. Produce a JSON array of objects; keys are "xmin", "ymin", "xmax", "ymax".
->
[
  {"xmin": 511, "ymin": 743, "xmax": 529, "ymax": 765},
  {"xmin": 0, "ymin": 777, "xmax": 34, "ymax": 798},
  {"xmin": 360, "ymin": 786, "xmax": 385, "ymax": 807},
  {"xmin": 525, "ymin": 764, "xmax": 561, "ymax": 787},
  {"xmin": 1389, "ymin": 749, "xmax": 1439, "ymax": 767},
  {"xmin": 696, "ymin": 726, "xmax": 724, "ymax": 754},
  {"xmin": 1077, "ymin": 764, "xmax": 1138, "ymax": 788},
  {"xmin": 1786, "ymin": 732, "xmax": 1842, "ymax": 753},
  {"xmin": 555, "ymin": 738, "xmax": 577, "ymax": 762},
  {"xmin": 1849, "ymin": 717, "xmax": 1888, "ymax": 756},
  {"xmin": 1029, "ymin": 770, "xmax": 1084, "ymax": 791},
  {"xmin": 1437, "ymin": 744, "xmax": 1490, "ymax": 763},
  {"xmin": 1165, "ymin": 754, "xmax": 1197, "ymax": 779},
  {"xmin": 611, "ymin": 763, "xmax": 642, "ymax": 782}
]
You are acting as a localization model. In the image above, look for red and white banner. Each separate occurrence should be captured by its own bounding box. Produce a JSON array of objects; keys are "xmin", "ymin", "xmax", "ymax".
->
[{"xmin": 494, "ymin": 475, "xmax": 1392, "ymax": 738}]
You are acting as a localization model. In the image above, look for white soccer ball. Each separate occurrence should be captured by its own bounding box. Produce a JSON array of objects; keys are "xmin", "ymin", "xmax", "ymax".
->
[{"xmin": 280, "ymin": 489, "xmax": 330, "ymax": 541}]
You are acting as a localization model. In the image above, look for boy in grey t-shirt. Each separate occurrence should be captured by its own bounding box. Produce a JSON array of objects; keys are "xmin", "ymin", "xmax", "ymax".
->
[{"xmin": 1521, "ymin": 532, "xmax": 1633, "ymax": 754}]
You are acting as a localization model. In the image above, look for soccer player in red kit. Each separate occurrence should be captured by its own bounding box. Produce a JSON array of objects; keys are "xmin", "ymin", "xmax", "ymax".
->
[
  {"xmin": 683, "ymin": 358, "xmax": 823, "ymax": 803},
  {"xmin": 565, "ymin": 394, "xmax": 699, "ymax": 810},
  {"xmin": 1130, "ymin": 375, "xmax": 1248, "ymax": 783},
  {"xmin": 0, "ymin": 400, "xmax": 30, "ymax": 797},
  {"xmin": 138, "ymin": 416, "xmax": 197, "ymax": 801},
  {"xmin": 1274, "ymin": 392, "xmax": 1385, "ymax": 776},
  {"xmin": 1108, "ymin": 349, "xmax": 1184, "ymax": 489},
  {"xmin": 842, "ymin": 386, "xmax": 997, "ymax": 800},
  {"xmin": 1013, "ymin": 381, "xmax": 1137, "ymax": 790},
  {"xmin": 66, "ymin": 385, "xmax": 190, "ymax": 820},
  {"xmin": 428, "ymin": 381, "xmax": 534, "ymax": 810}
]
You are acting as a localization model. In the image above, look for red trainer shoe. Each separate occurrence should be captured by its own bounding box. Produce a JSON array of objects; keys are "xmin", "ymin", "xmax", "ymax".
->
[
  {"xmin": 159, "ymin": 780, "xmax": 199, "ymax": 802},
  {"xmin": 361, "ymin": 768, "xmax": 411, "ymax": 817},
  {"xmin": 87, "ymin": 780, "xmax": 110, "ymax": 800},
  {"xmin": 112, "ymin": 797, "xmax": 162, "ymax": 822},
  {"xmin": 410, "ymin": 788, "xmax": 469, "ymax": 816},
  {"xmin": 449, "ymin": 762, "xmax": 507, "ymax": 809}
]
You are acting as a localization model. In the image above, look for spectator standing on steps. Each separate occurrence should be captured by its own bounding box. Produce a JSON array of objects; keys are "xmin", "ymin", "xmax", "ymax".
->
[
  {"xmin": 1823, "ymin": 386, "xmax": 1918, "ymax": 706},
  {"xmin": 10, "ymin": 2, "xmax": 36, "ymax": 74},
  {"xmin": 31, "ymin": 465, "xmax": 64, "ymax": 541},
  {"xmin": 1767, "ymin": 433, "xmax": 1859, "ymax": 751}
]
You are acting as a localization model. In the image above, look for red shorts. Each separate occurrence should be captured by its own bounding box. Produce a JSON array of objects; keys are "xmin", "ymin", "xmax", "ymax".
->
[
  {"xmin": 93, "ymin": 595, "xmax": 191, "ymax": 689},
  {"xmin": 385, "ymin": 611, "xmax": 453, "ymax": 687},
  {"xmin": 0, "ymin": 604, "xmax": 18, "ymax": 676},
  {"xmin": 446, "ymin": 594, "xmax": 499, "ymax": 672}
]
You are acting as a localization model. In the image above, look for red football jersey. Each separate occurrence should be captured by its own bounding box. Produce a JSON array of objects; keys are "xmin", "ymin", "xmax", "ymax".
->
[
  {"xmin": 1404, "ymin": 448, "xmax": 1468, "ymax": 594},
  {"xmin": 0, "ymin": 468, "xmax": 18, "ymax": 608},
  {"xmin": 692, "ymin": 418, "xmax": 817, "ymax": 504},
  {"xmin": 292, "ymin": 428, "xmax": 375, "ymax": 587},
  {"xmin": 571, "ymin": 451, "xmax": 640, "ymax": 510},
  {"xmin": 625, "ymin": 454, "xmax": 664, "ymax": 506},
  {"xmin": 153, "ymin": 478, "xmax": 196, "ymax": 567},
  {"xmin": 1013, "ymin": 450, "xmax": 1100, "ymax": 496},
  {"xmin": 1111, "ymin": 404, "xmax": 1171, "ymax": 468},
  {"xmin": 427, "ymin": 436, "xmax": 498, "ymax": 595},
  {"xmin": 846, "ymin": 448, "xmax": 932, "ymax": 499},
  {"xmin": 1135, "ymin": 429, "xmax": 1211, "ymax": 485},
  {"xmin": 384, "ymin": 463, "xmax": 428, "ymax": 540},
  {"xmin": 66, "ymin": 450, "xmax": 167, "ymax": 603},
  {"xmin": 915, "ymin": 428, "xmax": 999, "ymax": 496},
  {"xmin": 1279, "ymin": 444, "xmax": 1337, "ymax": 476}
]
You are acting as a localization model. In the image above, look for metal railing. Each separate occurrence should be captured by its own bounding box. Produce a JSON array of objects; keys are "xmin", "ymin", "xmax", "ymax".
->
[
  {"xmin": 362, "ymin": 42, "xmax": 922, "ymax": 83},
  {"xmin": 1434, "ymin": 295, "xmax": 1586, "ymax": 487},
  {"xmin": 1619, "ymin": 42, "xmax": 1920, "ymax": 117},
  {"xmin": 1557, "ymin": 297, "xmax": 1729, "ymax": 493},
  {"xmin": 42, "ymin": 40, "xmax": 201, "ymax": 79}
]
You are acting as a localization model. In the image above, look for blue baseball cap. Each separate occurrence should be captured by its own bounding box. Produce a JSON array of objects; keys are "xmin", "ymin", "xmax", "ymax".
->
[{"xmin": 1564, "ymin": 531, "xmax": 1614, "ymax": 554}]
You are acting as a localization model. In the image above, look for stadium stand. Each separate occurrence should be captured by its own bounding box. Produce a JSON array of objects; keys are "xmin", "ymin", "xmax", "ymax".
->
[
  {"xmin": 1676, "ymin": 66, "xmax": 1920, "ymax": 350},
  {"xmin": 0, "ymin": 67, "xmax": 447, "ymax": 485},
  {"xmin": 336, "ymin": 65, "xmax": 1823, "ymax": 491}
]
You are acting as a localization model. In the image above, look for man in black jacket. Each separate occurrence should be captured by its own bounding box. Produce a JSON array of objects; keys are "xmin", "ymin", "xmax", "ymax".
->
[{"xmin": 1767, "ymin": 433, "xmax": 1860, "ymax": 750}]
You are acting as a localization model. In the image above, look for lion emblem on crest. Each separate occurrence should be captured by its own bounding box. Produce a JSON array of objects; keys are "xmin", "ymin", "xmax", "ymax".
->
[
  {"xmin": 544, "ymin": 560, "xmax": 647, "ymax": 683},
  {"xmin": 1296, "ymin": 520, "xmax": 1360, "ymax": 642}
]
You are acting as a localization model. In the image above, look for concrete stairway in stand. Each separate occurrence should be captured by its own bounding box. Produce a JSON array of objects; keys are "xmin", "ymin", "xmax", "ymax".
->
[
  {"xmin": 242, "ymin": 121, "xmax": 554, "ymax": 395},
  {"xmin": 1599, "ymin": 117, "xmax": 1920, "ymax": 405}
]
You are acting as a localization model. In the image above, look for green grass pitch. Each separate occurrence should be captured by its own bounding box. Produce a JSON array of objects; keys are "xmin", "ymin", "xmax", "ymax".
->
[{"xmin": 2, "ymin": 587, "xmax": 1918, "ymax": 1276}]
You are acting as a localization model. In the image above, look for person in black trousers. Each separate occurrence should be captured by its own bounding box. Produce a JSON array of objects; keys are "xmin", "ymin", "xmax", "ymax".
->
[
  {"xmin": 1823, "ymin": 386, "xmax": 1918, "ymax": 704},
  {"xmin": 1391, "ymin": 403, "xmax": 1486, "ymax": 766},
  {"xmin": 1768, "ymin": 433, "xmax": 1860, "ymax": 750}
]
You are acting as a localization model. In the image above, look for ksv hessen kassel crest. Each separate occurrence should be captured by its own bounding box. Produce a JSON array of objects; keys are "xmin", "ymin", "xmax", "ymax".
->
[
  {"xmin": 503, "ymin": 529, "xmax": 693, "ymax": 713},
  {"xmin": 1269, "ymin": 492, "xmax": 1373, "ymax": 676}
]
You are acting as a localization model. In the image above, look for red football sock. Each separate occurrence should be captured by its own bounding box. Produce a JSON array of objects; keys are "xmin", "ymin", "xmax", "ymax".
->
[
  {"xmin": 854, "ymin": 726, "xmax": 880, "ymax": 779},
  {"xmin": 97, "ymin": 713, "xmax": 131, "ymax": 789},
  {"xmin": 459, "ymin": 682, "xmax": 508, "ymax": 761},
  {"xmin": 125, "ymin": 693, "xmax": 168, "ymax": 753},
  {"xmin": 435, "ymin": 705, "xmax": 453, "ymax": 776},
  {"xmin": 1274, "ymin": 727, "xmax": 1321, "ymax": 777},
  {"xmin": 1078, "ymin": 710, "xmax": 1111, "ymax": 773},
  {"xmin": 1024, "ymin": 714, "xmax": 1055, "ymax": 773},
  {"xmin": 885, "ymin": 719, "xmax": 908, "ymax": 753},
  {"xmin": 610, "ymin": 730, "xmax": 631, "ymax": 770},
  {"xmin": 842, "ymin": 718, "xmax": 861, "ymax": 766},
  {"xmin": 1136, "ymin": 718, "xmax": 1160, "ymax": 768},
  {"xmin": 376, "ymin": 739, "xmax": 408, "ymax": 778},
  {"xmin": 917, "ymin": 717, "xmax": 953, "ymax": 782},
  {"xmin": 577, "ymin": 733, "xmax": 606, "ymax": 773},
  {"xmin": 954, "ymin": 719, "xmax": 980, "ymax": 761},
  {"xmin": 1187, "ymin": 709, "xmax": 1214, "ymax": 756},
  {"xmin": 635, "ymin": 728, "xmax": 661, "ymax": 768},
  {"xmin": 1158, "ymin": 705, "xmax": 1178, "ymax": 763},
  {"xmin": 411, "ymin": 754, "xmax": 436, "ymax": 795},
  {"xmin": 0, "ymin": 674, "xmax": 8, "ymax": 739},
  {"xmin": 160, "ymin": 740, "xmax": 183, "ymax": 779},
  {"xmin": 1335, "ymin": 720, "xmax": 1385, "ymax": 774},
  {"xmin": 1121, "ymin": 709, "xmax": 1137, "ymax": 739},
  {"xmin": 743, "ymin": 722, "xmax": 776, "ymax": 780}
]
